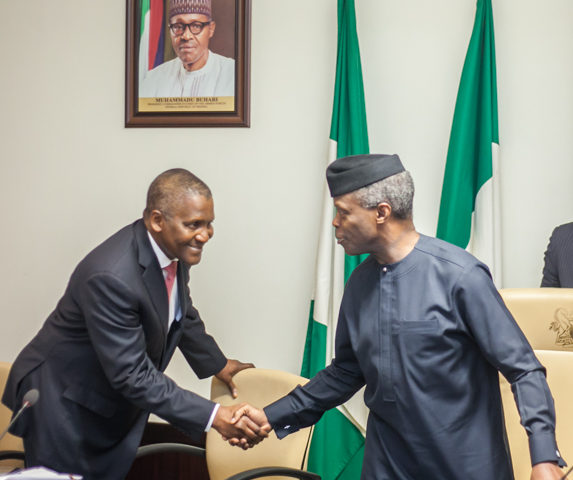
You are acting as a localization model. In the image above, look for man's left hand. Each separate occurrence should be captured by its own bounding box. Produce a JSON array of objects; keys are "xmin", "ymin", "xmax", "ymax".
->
[
  {"xmin": 531, "ymin": 462, "xmax": 564, "ymax": 480},
  {"xmin": 215, "ymin": 359, "xmax": 255, "ymax": 398}
]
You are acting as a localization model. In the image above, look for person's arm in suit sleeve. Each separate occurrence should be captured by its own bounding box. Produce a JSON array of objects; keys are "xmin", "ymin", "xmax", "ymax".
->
[
  {"xmin": 178, "ymin": 302, "xmax": 227, "ymax": 378},
  {"xmin": 541, "ymin": 227, "xmax": 560, "ymax": 287},
  {"xmin": 79, "ymin": 271, "xmax": 220, "ymax": 439},
  {"xmin": 264, "ymin": 308, "xmax": 365, "ymax": 438},
  {"xmin": 176, "ymin": 280, "xmax": 254, "ymax": 397}
]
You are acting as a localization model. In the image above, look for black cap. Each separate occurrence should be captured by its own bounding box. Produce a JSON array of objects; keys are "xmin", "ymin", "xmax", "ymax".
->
[{"xmin": 326, "ymin": 154, "xmax": 405, "ymax": 197}]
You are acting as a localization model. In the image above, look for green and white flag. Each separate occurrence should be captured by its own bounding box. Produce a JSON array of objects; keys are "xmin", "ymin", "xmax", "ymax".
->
[
  {"xmin": 138, "ymin": 0, "xmax": 151, "ymax": 83},
  {"xmin": 300, "ymin": 0, "xmax": 369, "ymax": 478},
  {"xmin": 436, "ymin": 0, "xmax": 502, "ymax": 286}
]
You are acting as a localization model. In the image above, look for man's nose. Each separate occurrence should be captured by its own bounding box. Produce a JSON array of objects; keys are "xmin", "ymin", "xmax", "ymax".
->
[
  {"xmin": 197, "ymin": 226, "xmax": 213, "ymax": 242},
  {"xmin": 332, "ymin": 214, "xmax": 340, "ymax": 228},
  {"xmin": 181, "ymin": 27, "xmax": 194, "ymax": 40}
]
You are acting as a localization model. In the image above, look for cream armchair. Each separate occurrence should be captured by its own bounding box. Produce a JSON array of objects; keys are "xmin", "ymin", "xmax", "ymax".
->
[
  {"xmin": 135, "ymin": 368, "xmax": 318, "ymax": 480},
  {"xmin": 499, "ymin": 288, "xmax": 573, "ymax": 480},
  {"xmin": 0, "ymin": 362, "xmax": 25, "ymax": 474},
  {"xmin": 207, "ymin": 368, "xmax": 316, "ymax": 480}
]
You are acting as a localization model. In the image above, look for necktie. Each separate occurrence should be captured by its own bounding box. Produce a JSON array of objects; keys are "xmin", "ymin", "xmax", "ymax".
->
[{"xmin": 163, "ymin": 261, "xmax": 177, "ymax": 301}]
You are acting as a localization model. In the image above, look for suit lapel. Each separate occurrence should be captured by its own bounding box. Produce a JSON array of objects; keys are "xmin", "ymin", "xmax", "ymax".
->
[
  {"xmin": 135, "ymin": 220, "xmax": 169, "ymax": 341},
  {"xmin": 176, "ymin": 262, "xmax": 189, "ymax": 321}
]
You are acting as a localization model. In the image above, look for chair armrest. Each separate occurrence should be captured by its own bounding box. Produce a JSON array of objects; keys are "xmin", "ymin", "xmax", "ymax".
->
[
  {"xmin": 225, "ymin": 466, "xmax": 321, "ymax": 480},
  {"xmin": 135, "ymin": 442, "xmax": 206, "ymax": 458},
  {"xmin": 0, "ymin": 450, "xmax": 25, "ymax": 461}
]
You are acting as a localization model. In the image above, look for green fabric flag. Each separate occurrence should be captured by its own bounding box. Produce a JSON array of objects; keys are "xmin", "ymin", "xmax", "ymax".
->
[
  {"xmin": 300, "ymin": 0, "xmax": 370, "ymax": 478},
  {"xmin": 436, "ymin": 0, "xmax": 502, "ymax": 285}
]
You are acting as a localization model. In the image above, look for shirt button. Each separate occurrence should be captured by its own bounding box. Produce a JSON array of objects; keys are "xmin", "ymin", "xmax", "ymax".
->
[{"xmin": 382, "ymin": 267, "xmax": 388, "ymax": 273}]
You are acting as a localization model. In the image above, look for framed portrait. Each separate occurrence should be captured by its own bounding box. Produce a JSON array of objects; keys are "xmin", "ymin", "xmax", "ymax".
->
[{"xmin": 125, "ymin": 0, "xmax": 251, "ymax": 127}]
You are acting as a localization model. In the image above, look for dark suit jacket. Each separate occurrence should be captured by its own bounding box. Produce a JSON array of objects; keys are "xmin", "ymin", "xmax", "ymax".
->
[
  {"xmin": 2, "ymin": 219, "xmax": 227, "ymax": 480},
  {"xmin": 541, "ymin": 222, "xmax": 573, "ymax": 287}
]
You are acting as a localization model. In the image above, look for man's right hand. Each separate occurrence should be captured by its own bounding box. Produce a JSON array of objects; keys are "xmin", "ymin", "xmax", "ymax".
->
[
  {"xmin": 227, "ymin": 403, "xmax": 272, "ymax": 448},
  {"xmin": 212, "ymin": 404, "xmax": 269, "ymax": 449}
]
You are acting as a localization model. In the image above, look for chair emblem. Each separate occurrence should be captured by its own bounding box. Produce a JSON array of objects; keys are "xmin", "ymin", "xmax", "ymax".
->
[{"xmin": 550, "ymin": 308, "xmax": 573, "ymax": 347}]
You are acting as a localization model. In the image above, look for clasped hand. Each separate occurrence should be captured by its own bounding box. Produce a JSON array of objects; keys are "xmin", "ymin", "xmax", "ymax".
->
[{"xmin": 212, "ymin": 403, "xmax": 271, "ymax": 450}]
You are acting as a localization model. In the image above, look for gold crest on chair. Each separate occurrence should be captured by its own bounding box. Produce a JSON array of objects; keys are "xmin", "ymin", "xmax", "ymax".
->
[{"xmin": 550, "ymin": 308, "xmax": 573, "ymax": 348}]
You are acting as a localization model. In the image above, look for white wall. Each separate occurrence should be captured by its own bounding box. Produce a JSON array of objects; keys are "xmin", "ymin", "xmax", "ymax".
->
[
  {"xmin": 1, "ymin": 0, "xmax": 572, "ymax": 401},
  {"xmin": 357, "ymin": 0, "xmax": 573, "ymax": 286}
]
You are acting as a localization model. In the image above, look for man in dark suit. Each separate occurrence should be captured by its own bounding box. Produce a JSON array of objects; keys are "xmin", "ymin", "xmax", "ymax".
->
[
  {"xmin": 541, "ymin": 222, "xmax": 573, "ymax": 287},
  {"xmin": 2, "ymin": 169, "xmax": 260, "ymax": 479}
]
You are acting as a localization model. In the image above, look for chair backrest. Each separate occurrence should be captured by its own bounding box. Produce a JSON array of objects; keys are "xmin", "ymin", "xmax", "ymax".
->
[
  {"xmin": 499, "ymin": 287, "xmax": 573, "ymax": 350},
  {"xmin": 207, "ymin": 368, "xmax": 313, "ymax": 480},
  {"xmin": 498, "ymin": 288, "xmax": 573, "ymax": 480},
  {"xmin": 0, "ymin": 362, "xmax": 25, "ymax": 473}
]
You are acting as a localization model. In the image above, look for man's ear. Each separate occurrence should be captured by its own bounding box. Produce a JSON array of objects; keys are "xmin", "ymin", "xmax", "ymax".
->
[
  {"xmin": 147, "ymin": 209, "xmax": 165, "ymax": 233},
  {"xmin": 376, "ymin": 203, "xmax": 392, "ymax": 224},
  {"xmin": 208, "ymin": 20, "xmax": 216, "ymax": 39}
]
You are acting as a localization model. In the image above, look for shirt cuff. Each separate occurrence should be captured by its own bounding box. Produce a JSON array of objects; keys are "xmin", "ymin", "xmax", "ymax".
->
[
  {"xmin": 529, "ymin": 431, "xmax": 567, "ymax": 468},
  {"xmin": 204, "ymin": 403, "xmax": 220, "ymax": 432},
  {"xmin": 263, "ymin": 403, "xmax": 298, "ymax": 439}
]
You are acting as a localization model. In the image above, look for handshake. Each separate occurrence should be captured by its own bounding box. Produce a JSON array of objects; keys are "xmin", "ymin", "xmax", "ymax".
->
[{"xmin": 213, "ymin": 403, "xmax": 273, "ymax": 449}]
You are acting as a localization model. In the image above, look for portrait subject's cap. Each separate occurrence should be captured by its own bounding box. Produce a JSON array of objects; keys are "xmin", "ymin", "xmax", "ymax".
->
[
  {"xmin": 169, "ymin": 0, "xmax": 212, "ymax": 19},
  {"xmin": 326, "ymin": 154, "xmax": 405, "ymax": 197}
]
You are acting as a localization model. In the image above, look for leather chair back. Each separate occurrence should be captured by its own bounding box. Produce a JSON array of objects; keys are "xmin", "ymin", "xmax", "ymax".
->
[
  {"xmin": 0, "ymin": 362, "xmax": 25, "ymax": 473},
  {"xmin": 499, "ymin": 288, "xmax": 573, "ymax": 479},
  {"xmin": 207, "ymin": 369, "xmax": 313, "ymax": 480}
]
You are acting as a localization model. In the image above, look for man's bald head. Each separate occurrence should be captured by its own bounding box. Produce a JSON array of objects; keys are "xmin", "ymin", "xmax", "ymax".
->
[{"xmin": 144, "ymin": 168, "xmax": 211, "ymax": 218}]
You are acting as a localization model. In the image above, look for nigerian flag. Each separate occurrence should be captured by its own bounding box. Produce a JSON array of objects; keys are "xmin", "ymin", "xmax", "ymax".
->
[
  {"xmin": 437, "ymin": 0, "xmax": 502, "ymax": 286},
  {"xmin": 138, "ymin": 0, "xmax": 166, "ymax": 85},
  {"xmin": 300, "ymin": 0, "xmax": 369, "ymax": 478}
]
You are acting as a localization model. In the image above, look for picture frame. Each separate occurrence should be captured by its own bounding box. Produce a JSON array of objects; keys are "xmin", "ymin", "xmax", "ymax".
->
[{"xmin": 125, "ymin": 0, "xmax": 251, "ymax": 127}]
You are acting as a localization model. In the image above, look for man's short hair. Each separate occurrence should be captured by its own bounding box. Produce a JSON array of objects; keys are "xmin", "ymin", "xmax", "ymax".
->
[
  {"xmin": 145, "ymin": 168, "xmax": 211, "ymax": 217},
  {"xmin": 353, "ymin": 171, "xmax": 414, "ymax": 220}
]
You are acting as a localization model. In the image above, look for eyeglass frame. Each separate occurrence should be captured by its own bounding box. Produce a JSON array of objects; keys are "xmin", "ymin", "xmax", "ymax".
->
[{"xmin": 168, "ymin": 21, "xmax": 213, "ymax": 37}]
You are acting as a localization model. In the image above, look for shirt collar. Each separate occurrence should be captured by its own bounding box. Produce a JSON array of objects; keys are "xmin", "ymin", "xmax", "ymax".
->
[
  {"xmin": 147, "ymin": 231, "xmax": 178, "ymax": 270},
  {"xmin": 178, "ymin": 50, "xmax": 214, "ymax": 76}
]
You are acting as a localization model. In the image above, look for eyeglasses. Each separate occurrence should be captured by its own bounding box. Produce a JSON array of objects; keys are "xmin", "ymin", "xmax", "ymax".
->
[{"xmin": 169, "ymin": 21, "xmax": 212, "ymax": 36}]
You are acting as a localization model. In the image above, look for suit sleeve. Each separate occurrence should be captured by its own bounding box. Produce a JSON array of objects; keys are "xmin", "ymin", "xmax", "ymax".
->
[
  {"xmin": 265, "ymin": 307, "xmax": 365, "ymax": 439},
  {"xmin": 79, "ymin": 271, "xmax": 216, "ymax": 439},
  {"xmin": 456, "ymin": 264, "xmax": 565, "ymax": 467},
  {"xmin": 177, "ymin": 281, "xmax": 227, "ymax": 378},
  {"xmin": 541, "ymin": 227, "xmax": 560, "ymax": 287}
]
